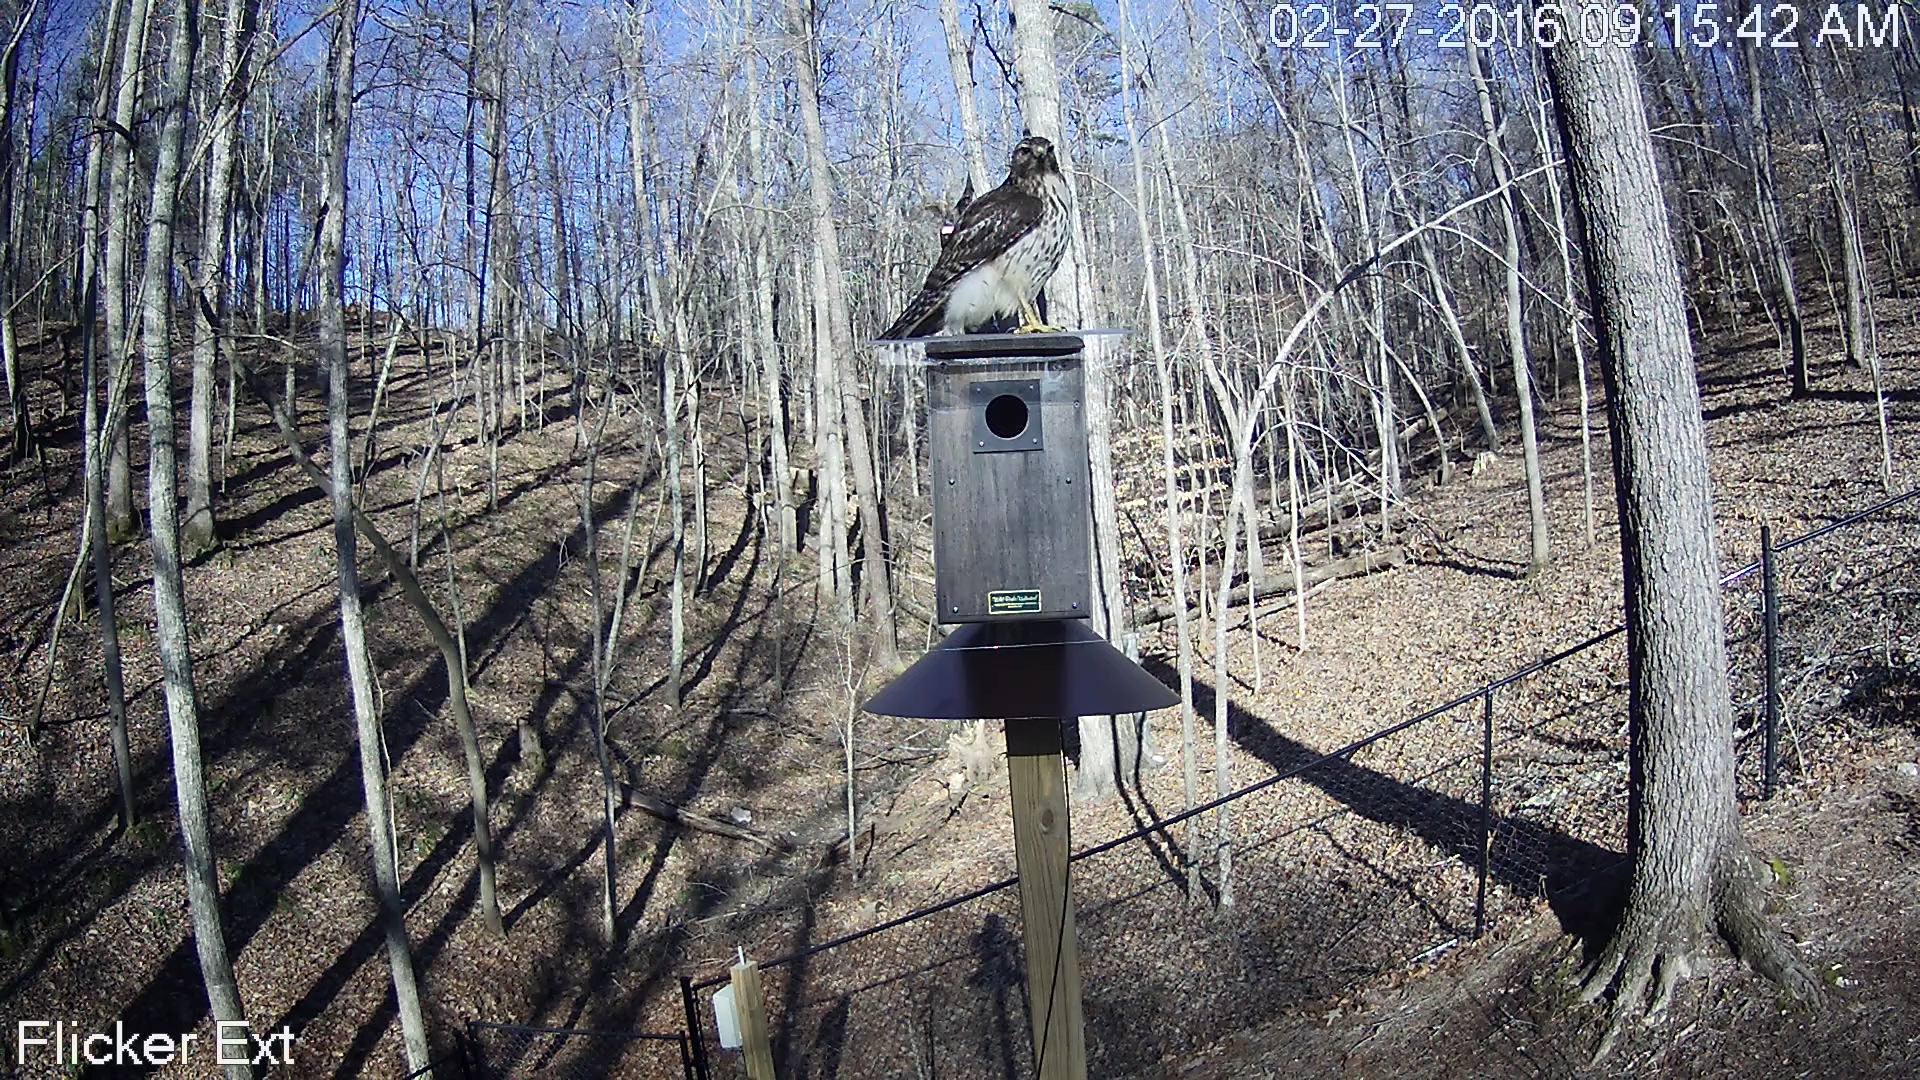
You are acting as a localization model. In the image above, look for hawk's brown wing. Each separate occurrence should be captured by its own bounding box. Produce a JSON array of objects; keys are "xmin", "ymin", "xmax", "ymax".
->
[{"xmin": 879, "ymin": 183, "xmax": 1046, "ymax": 340}]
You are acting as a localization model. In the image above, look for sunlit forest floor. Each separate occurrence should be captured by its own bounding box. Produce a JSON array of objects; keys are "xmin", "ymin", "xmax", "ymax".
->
[{"xmin": 2, "ymin": 294, "xmax": 1917, "ymax": 1078}]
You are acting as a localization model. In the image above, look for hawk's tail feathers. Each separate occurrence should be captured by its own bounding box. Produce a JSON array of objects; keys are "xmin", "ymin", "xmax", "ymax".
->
[{"xmin": 878, "ymin": 290, "xmax": 945, "ymax": 341}]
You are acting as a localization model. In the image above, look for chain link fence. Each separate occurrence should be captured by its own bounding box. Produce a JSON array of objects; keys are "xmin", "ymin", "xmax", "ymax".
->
[{"xmin": 661, "ymin": 491, "xmax": 1918, "ymax": 1079}]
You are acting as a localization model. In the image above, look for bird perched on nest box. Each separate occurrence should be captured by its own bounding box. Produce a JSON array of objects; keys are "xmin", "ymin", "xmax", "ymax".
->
[{"xmin": 879, "ymin": 135, "xmax": 1071, "ymax": 340}]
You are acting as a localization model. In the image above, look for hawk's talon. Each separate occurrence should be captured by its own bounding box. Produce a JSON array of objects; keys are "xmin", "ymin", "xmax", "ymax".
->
[{"xmin": 1014, "ymin": 293, "xmax": 1060, "ymax": 335}]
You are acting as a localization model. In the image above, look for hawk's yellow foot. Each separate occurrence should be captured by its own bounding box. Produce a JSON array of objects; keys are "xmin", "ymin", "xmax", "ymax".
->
[{"xmin": 1014, "ymin": 294, "xmax": 1063, "ymax": 334}]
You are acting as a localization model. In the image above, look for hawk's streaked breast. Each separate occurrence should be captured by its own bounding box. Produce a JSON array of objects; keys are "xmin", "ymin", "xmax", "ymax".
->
[{"xmin": 879, "ymin": 136, "xmax": 1071, "ymax": 340}]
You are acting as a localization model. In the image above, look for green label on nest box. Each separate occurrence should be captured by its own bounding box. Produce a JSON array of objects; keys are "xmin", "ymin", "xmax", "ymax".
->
[{"xmin": 987, "ymin": 589, "xmax": 1043, "ymax": 614}]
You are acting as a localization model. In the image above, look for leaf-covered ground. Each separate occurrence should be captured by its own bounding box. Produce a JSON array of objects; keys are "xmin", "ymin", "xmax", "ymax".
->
[{"xmin": 1, "ymin": 294, "xmax": 1916, "ymax": 1078}]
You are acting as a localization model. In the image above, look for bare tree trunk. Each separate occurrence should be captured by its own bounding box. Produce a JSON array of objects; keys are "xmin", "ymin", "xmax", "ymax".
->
[
  {"xmin": 538, "ymin": 90, "xmax": 581, "ymax": 450},
  {"xmin": 103, "ymin": 0, "xmax": 154, "ymax": 542},
  {"xmin": 1534, "ymin": 74, "xmax": 1596, "ymax": 548},
  {"xmin": 1007, "ymin": 0, "xmax": 1084, "ymax": 329},
  {"xmin": 1118, "ymin": 0, "xmax": 1197, "ymax": 895},
  {"xmin": 789, "ymin": 0, "xmax": 900, "ymax": 670},
  {"xmin": 137, "ymin": 3, "xmax": 253, "ymax": 1073},
  {"xmin": 234, "ymin": 311, "xmax": 503, "ymax": 941},
  {"xmin": 744, "ymin": 51, "xmax": 793, "ymax": 556},
  {"xmin": 1741, "ymin": 37, "xmax": 1807, "ymax": 396},
  {"xmin": 811, "ymin": 244, "xmax": 853, "ymax": 619},
  {"xmin": 666, "ymin": 306, "xmax": 693, "ymax": 696},
  {"xmin": 1210, "ymin": 497, "xmax": 1238, "ymax": 911},
  {"xmin": 682, "ymin": 318, "xmax": 708, "ymax": 594},
  {"xmin": 1416, "ymin": 229, "xmax": 1498, "ymax": 451},
  {"xmin": 579, "ymin": 406, "xmax": 620, "ymax": 942},
  {"xmin": 1794, "ymin": 40, "xmax": 1867, "ymax": 371},
  {"xmin": 479, "ymin": 48, "xmax": 510, "ymax": 512},
  {"xmin": 79, "ymin": 0, "xmax": 133, "ymax": 827},
  {"xmin": 1330, "ymin": 55, "xmax": 1397, "ymax": 515},
  {"xmin": 249, "ymin": 68, "xmax": 270, "ymax": 340},
  {"xmin": 184, "ymin": 0, "xmax": 258, "ymax": 556},
  {"xmin": 1469, "ymin": 39, "xmax": 1547, "ymax": 575},
  {"xmin": 938, "ymin": 0, "xmax": 990, "ymax": 194},
  {"xmin": 1008, "ymin": 0, "xmax": 1131, "ymax": 794},
  {"xmin": 1382, "ymin": 73, "xmax": 1499, "ymax": 457},
  {"xmin": 0, "ymin": 0, "xmax": 36, "ymax": 465},
  {"xmin": 240, "ymin": 335, "xmax": 507, "ymax": 945},
  {"xmin": 318, "ymin": 3, "xmax": 431, "ymax": 1070},
  {"xmin": 1544, "ymin": 35, "xmax": 1817, "ymax": 1056},
  {"xmin": 619, "ymin": 28, "xmax": 686, "ymax": 706},
  {"xmin": 1281, "ymin": 370, "xmax": 1307, "ymax": 648}
]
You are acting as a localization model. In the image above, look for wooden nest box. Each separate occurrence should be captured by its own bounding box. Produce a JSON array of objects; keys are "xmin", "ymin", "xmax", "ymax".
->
[{"xmin": 922, "ymin": 333, "xmax": 1092, "ymax": 624}]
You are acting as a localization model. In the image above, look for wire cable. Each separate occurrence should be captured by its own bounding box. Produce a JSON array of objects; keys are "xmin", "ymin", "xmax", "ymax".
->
[{"xmin": 679, "ymin": 487, "xmax": 1920, "ymax": 996}]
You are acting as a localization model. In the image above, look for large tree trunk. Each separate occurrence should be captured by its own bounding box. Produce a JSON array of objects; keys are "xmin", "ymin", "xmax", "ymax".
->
[
  {"xmin": 136, "ymin": 3, "xmax": 253, "ymax": 1073},
  {"xmin": 318, "ymin": 2, "xmax": 432, "ymax": 1070},
  {"xmin": 1544, "ymin": 35, "xmax": 1817, "ymax": 1053}
]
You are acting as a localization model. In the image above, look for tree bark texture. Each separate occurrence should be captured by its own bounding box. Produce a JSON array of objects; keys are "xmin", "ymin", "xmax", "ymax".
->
[
  {"xmin": 136, "ymin": 2, "xmax": 253, "ymax": 1073},
  {"xmin": 318, "ymin": 1, "xmax": 433, "ymax": 1070},
  {"xmin": 1544, "ymin": 35, "xmax": 1817, "ymax": 1047}
]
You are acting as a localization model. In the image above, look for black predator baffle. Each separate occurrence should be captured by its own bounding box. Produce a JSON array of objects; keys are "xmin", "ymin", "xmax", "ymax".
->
[{"xmin": 861, "ymin": 331, "xmax": 1175, "ymax": 1080}]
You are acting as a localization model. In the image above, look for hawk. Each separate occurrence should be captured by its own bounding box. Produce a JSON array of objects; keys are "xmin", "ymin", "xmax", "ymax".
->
[{"xmin": 879, "ymin": 135, "xmax": 1071, "ymax": 340}]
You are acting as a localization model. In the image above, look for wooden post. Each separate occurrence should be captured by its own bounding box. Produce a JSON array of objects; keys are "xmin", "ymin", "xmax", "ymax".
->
[
  {"xmin": 729, "ymin": 959, "xmax": 776, "ymax": 1080},
  {"xmin": 1005, "ymin": 719, "xmax": 1087, "ymax": 1080}
]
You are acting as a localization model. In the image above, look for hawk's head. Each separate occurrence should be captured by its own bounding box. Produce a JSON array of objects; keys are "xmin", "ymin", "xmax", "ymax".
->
[{"xmin": 1007, "ymin": 135, "xmax": 1060, "ymax": 185}]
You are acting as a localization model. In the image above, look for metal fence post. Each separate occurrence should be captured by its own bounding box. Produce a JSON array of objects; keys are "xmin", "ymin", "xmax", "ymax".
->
[
  {"xmin": 1762, "ymin": 524, "xmax": 1781, "ymax": 800},
  {"xmin": 464, "ymin": 1021, "xmax": 483, "ymax": 1079},
  {"xmin": 1476, "ymin": 688, "xmax": 1493, "ymax": 938},
  {"xmin": 681, "ymin": 975, "xmax": 712, "ymax": 1080}
]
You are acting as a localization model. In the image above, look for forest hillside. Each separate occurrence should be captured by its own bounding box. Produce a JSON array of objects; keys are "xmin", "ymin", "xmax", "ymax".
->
[{"xmin": 2, "ymin": 0, "xmax": 1919, "ymax": 1077}]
